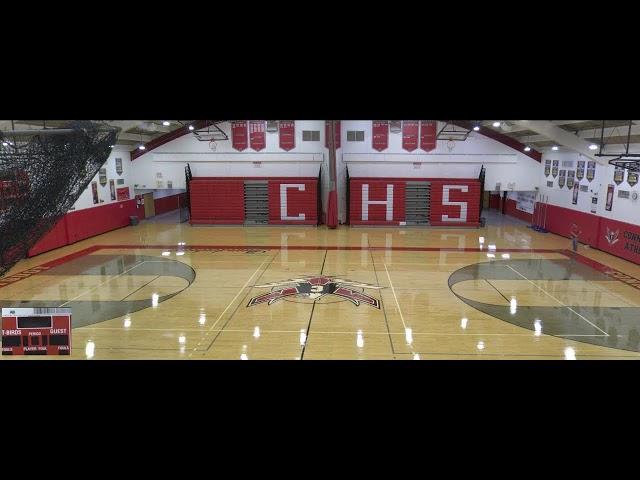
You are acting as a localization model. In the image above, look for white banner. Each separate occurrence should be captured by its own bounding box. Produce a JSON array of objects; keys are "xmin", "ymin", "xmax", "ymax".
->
[{"xmin": 516, "ymin": 191, "xmax": 536, "ymax": 214}]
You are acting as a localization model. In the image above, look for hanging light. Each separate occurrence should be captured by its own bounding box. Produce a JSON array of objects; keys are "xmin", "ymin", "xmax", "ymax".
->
[
  {"xmin": 188, "ymin": 125, "xmax": 195, "ymax": 131},
  {"xmin": 138, "ymin": 132, "xmax": 146, "ymax": 150},
  {"xmin": 473, "ymin": 124, "xmax": 480, "ymax": 131},
  {"xmin": 162, "ymin": 121, "xmax": 170, "ymax": 126},
  {"xmin": 492, "ymin": 121, "xmax": 501, "ymax": 127},
  {"xmin": 524, "ymin": 146, "xmax": 531, "ymax": 152},
  {"xmin": 589, "ymin": 144, "xmax": 598, "ymax": 150}
]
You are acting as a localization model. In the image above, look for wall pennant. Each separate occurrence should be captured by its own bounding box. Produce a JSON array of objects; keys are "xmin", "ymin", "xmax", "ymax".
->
[
  {"xmin": 231, "ymin": 121, "xmax": 248, "ymax": 151},
  {"xmin": 249, "ymin": 121, "xmax": 266, "ymax": 151},
  {"xmin": 279, "ymin": 121, "xmax": 295, "ymax": 151},
  {"xmin": 420, "ymin": 120, "xmax": 437, "ymax": 152},
  {"xmin": 372, "ymin": 121, "xmax": 389, "ymax": 152}
]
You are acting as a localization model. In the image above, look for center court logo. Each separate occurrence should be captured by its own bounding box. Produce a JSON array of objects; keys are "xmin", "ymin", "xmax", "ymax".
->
[
  {"xmin": 247, "ymin": 276, "xmax": 382, "ymax": 308},
  {"xmin": 605, "ymin": 227, "xmax": 620, "ymax": 246}
]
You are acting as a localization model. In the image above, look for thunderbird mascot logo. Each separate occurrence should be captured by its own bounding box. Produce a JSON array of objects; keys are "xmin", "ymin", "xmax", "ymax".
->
[
  {"xmin": 604, "ymin": 228, "xmax": 620, "ymax": 246},
  {"xmin": 247, "ymin": 276, "xmax": 382, "ymax": 308}
]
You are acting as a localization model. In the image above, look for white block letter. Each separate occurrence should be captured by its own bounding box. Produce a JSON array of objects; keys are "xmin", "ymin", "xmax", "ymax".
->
[
  {"xmin": 362, "ymin": 184, "xmax": 394, "ymax": 221},
  {"xmin": 442, "ymin": 185, "xmax": 468, "ymax": 222},
  {"xmin": 280, "ymin": 184, "xmax": 306, "ymax": 221}
]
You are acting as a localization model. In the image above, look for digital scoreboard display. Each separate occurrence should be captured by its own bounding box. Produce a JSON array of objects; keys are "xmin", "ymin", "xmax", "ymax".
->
[{"xmin": 2, "ymin": 308, "xmax": 72, "ymax": 356}]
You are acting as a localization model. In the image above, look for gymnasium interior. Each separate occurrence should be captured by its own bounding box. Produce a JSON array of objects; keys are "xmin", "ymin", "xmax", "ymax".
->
[{"xmin": 2, "ymin": 119, "xmax": 640, "ymax": 360}]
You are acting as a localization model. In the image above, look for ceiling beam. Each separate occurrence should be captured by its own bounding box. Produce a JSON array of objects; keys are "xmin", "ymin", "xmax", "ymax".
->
[
  {"xmin": 512, "ymin": 120, "xmax": 603, "ymax": 163},
  {"xmin": 450, "ymin": 120, "xmax": 542, "ymax": 162},
  {"xmin": 130, "ymin": 120, "xmax": 215, "ymax": 160}
]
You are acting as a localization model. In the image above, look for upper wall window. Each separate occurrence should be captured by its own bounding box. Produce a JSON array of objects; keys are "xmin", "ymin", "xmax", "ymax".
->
[
  {"xmin": 302, "ymin": 130, "xmax": 320, "ymax": 141},
  {"xmin": 347, "ymin": 130, "xmax": 365, "ymax": 142}
]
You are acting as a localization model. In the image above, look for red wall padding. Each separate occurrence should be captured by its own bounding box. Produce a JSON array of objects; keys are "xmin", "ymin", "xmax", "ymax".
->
[
  {"xmin": 154, "ymin": 193, "xmax": 186, "ymax": 215},
  {"xmin": 540, "ymin": 204, "xmax": 600, "ymax": 248},
  {"xmin": 189, "ymin": 177, "xmax": 318, "ymax": 225},
  {"xmin": 27, "ymin": 199, "xmax": 138, "ymax": 257},
  {"xmin": 190, "ymin": 180, "xmax": 245, "ymax": 224},
  {"xmin": 349, "ymin": 180, "xmax": 406, "ymax": 226},
  {"xmin": 430, "ymin": 180, "xmax": 481, "ymax": 226},
  {"xmin": 504, "ymin": 198, "xmax": 533, "ymax": 223},
  {"xmin": 268, "ymin": 180, "xmax": 318, "ymax": 225},
  {"xmin": 27, "ymin": 217, "xmax": 69, "ymax": 256},
  {"xmin": 65, "ymin": 200, "xmax": 138, "ymax": 244},
  {"xmin": 596, "ymin": 217, "xmax": 640, "ymax": 264}
]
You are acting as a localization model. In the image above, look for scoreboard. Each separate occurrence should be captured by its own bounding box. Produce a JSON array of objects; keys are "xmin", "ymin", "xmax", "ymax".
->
[{"xmin": 2, "ymin": 308, "xmax": 72, "ymax": 356}]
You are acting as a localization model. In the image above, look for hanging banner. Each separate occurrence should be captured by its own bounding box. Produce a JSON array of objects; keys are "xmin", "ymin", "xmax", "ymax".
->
[
  {"xmin": 576, "ymin": 160, "xmax": 585, "ymax": 181},
  {"xmin": 249, "ymin": 120, "xmax": 266, "ymax": 151},
  {"xmin": 606, "ymin": 184, "xmax": 615, "ymax": 211},
  {"xmin": 402, "ymin": 120, "xmax": 419, "ymax": 152},
  {"xmin": 544, "ymin": 159, "xmax": 551, "ymax": 177},
  {"xmin": 587, "ymin": 161, "xmax": 596, "ymax": 182},
  {"xmin": 116, "ymin": 186, "xmax": 130, "ymax": 201},
  {"xmin": 420, "ymin": 120, "xmax": 437, "ymax": 152},
  {"xmin": 99, "ymin": 168, "xmax": 107, "ymax": 186},
  {"xmin": 591, "ymin": 196, "xmax": 598, "ymax": 213},
  {"xmin": 279, "ymin": 120, "xmax": 295, "ymax": 151},
  {"xmin": 115, "ymin": 158, "xmax": 123, "ymax": 176},
  {"xmin": 628, "ymin": 171, "xmax": 639, "ymax": 187},
  {"xmin": 231, "ymin": 120, "xmax": 248, "ymax": 151},
  {"xmin": 390, "ymin": 120, "xmax": 401, "ymax": 133},
  {"xmin": 552, "ymin": 160, "xmax": 559, "ymax": 178},
  {"xmin": 109, "ymin": 179, "xmax": 116, "ymax": 200},
  {"xmin": 614, "ymin": 166, "xmax": 625, "ymax": 185},
  {"xmin": 558, "ymin": 170, "xmax": 566, "ymax": 188},
  {"xmin": 572, "ymin": 182, "xmax": 579, "ymax": 205},
  {"xmin": 567, "ymin": 170, "xmax": 575, "ymax": 190},
  {"xmin": 372, "ymin": 120, "xmax": 389, "ymax": 152},
  {"xmin": 91, "ymin": 181, "xmax": 99, "ymax": 204},
  {"xmin": 324, "ymin": 120, "xmax": 341, "ymax": 149}
]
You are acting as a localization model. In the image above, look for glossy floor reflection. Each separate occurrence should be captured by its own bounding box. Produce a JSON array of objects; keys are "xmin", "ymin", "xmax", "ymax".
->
[{"xmin": 3, "ymin": 210, "xmax": 640, "ymax": 359}]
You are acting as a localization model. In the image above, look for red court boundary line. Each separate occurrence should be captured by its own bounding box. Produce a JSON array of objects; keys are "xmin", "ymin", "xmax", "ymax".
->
[
  {"xmin": 561, "ymin": 249, "xmax": 640, "ymax": 291},
  {"xmin": 3, "ymin": 244, "xmax": 640, "ymax": 291}
]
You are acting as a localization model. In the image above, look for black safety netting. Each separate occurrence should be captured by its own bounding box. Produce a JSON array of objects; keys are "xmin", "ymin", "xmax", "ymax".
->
[{"xmin": 0, "ymin": 121, "xmax": 119, "ymax": 277}]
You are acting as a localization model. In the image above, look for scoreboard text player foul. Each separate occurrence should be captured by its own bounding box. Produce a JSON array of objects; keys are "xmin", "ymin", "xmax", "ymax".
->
[{"xmin": 2, "ymin": 308, "xmax": 72, "ymax": 355}]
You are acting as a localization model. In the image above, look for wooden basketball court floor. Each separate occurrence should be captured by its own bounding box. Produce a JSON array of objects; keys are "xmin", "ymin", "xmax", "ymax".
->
[{"xmin": 3, "ymin": 211, "xmax": 640, "ymax": 360}]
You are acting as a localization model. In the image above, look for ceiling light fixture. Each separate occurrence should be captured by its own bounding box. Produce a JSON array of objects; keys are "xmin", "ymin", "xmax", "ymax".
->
[
  {"xmin": 492, "ymin": 121, "xmax": 501, "ymax": 127},
  {"xmin": 162, "ymin": 121, "xmax": 170, "ymax": 126},
  {"xmin": 552, "ymin": 146, "xmax": 559, "ymax": 151},
  {"xmin": 473, "ymin": 125, "xmax": 480, "ymax": 131},
  {"xmin": 138, "ymin": 144, "xmax": 146, "ymax": 150},
  {"xmin": 524, "ymin": 146, "xmax": 531, "ymax": 152},
  {"xmin": 589, "ymin": 144, "xmax": 598, "ymax": 150},
  {"xmin": 188, "ymin": 125, "xmax": 195, "ymax": 131}
]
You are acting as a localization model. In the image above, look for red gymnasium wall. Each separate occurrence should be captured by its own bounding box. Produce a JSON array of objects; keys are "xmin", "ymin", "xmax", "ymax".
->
[
  {"xmin": 189, "ymin": 177, "xmax": 318, "ymax": 225},
  {"xmin": 154, "ymin": 192, "xmax": 187, "ymax": 215},
  {"xmin": 504, "ymin": 198, "xmax": 533, "ymax": 223},
  {"xmin": 28, "ymin": 199, "xmax": 140, "ymax": 257},
  {"xmin": 349, "ymin": 178, "xmax": 481, "ymax": 227}
]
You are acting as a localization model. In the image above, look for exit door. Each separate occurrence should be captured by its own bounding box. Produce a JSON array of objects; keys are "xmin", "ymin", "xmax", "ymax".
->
[{"xmin": 143, "ymin": 192, "xmax": 155, "ymax": 218}]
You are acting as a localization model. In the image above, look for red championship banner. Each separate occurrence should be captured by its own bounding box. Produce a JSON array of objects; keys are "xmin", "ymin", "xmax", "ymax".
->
[
  {"xmin": 116, "ymin": 186, "xmax": 130, "ymax": 201},
  {"xmin": 231, "ymin": 120, "xmax": 248, "ymax": 151},
  {"xmin": 420, "ymin": 120, "xmax": 437, "ymax": 152},
  {"xmin": 279, "ymin": 120, "xmax": 295, "ymax": 151},
  {"xmin": 372, "ymin": 120, "xmax": 389, "ymax": 152},
  {"xmin": 249, "ymin": 120, "xmax": 266, "ymax": 151},
  {"xmin": 402, "ymin": 120, "xmax": 419, "ymax": 151},
  {"xmin": 325, "ymin": 120, "xmax": 341, "ymax": 149}
]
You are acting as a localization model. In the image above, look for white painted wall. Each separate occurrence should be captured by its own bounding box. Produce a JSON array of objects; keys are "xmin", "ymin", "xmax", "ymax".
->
[
  {"xmin": 538, "ymin": 149, "xmax": 640, "ymax": 225},
  {"xmin": 338, "ymin": 121, "xmax": 541, "ymax": 223},
  {"xmin": 129, "ymin": 120, "xmax": 331, "ymax": 216},
  {"xmin": 71, "ymin": 147, "xmax": 133, "ymax": 211}
]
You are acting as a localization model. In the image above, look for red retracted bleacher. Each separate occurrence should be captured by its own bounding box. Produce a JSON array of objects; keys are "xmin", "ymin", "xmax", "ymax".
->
[
  {"xmin": 349, "ymin": 177, "xmax": 481, "ymax": 227},
  {"xmin": 189, "ymin": 177, "xmax": 318, "ymax": 225}
]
